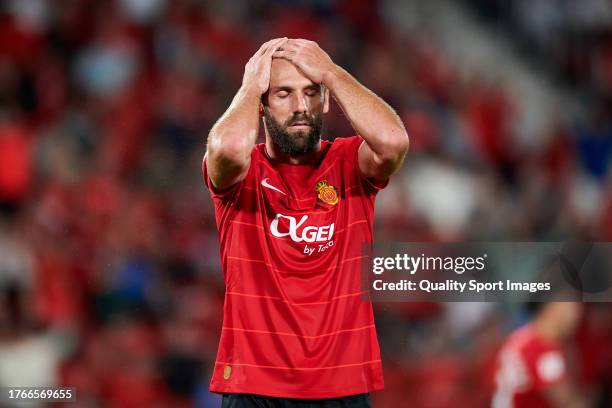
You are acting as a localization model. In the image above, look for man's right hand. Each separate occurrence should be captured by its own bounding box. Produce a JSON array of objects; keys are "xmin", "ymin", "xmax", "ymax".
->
[
  {"xmin": 242, "ymin": 37, "xmax": 288, "ymax": 95},
  {"xmin": 206, "ymin": 38, "xmax": 287, "ymax": 192}
]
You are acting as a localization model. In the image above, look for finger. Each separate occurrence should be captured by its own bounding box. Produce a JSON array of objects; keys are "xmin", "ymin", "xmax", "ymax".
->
[
  {"xmin": 255, "ymin": 38, "xmax": 287, "ymax": 64},
  {"xmin": 272, "ymin": 51, "xmax": 311, "ymax": 80},
  {"xmin": 287, "ymin": 39, "xmax": 320, "ymax": 55},
  {"xmin": 273, "ymin": 48, "xmax": 297, "ymax": 57},
  {"xmin": 254, "ymin": 37, "xmax": 287, "ymax": 57},
  {"xmin": 267, "ymin": 37, "xmax": 288, "ymax": 49},
  {"xmin": 254, "ymin": 41, "xmax": 273, "ymax": 57},
  {"xmin": 266, "ymin": 38, "xmax": 288, "ymax": 56},
  {"xmin": 260, "ymin": 39, "xmax": 288, "ymax": 75},
  {"xmin": 286, "ymin": 38, "xmax": 312, "ymax": 48},
  {"xmin": 277, "ymin": 41, "xmax": 301, "ymax": 52},
  {"xmin": 260, "ymin": 40, "xmax": 288, "ymax": 67},
  {"xmin": 272, "ymin": 50, "xmax": 294, "ymax": 61},
  {"xmin": 262, "ymin": 37, "xmax": 287, "ymax": 49}
]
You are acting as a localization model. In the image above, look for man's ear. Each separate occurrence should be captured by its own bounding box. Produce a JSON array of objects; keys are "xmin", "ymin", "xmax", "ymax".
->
[{"xmin": 322, "ymin": 85, "xmax": 330, "ymax": 114}]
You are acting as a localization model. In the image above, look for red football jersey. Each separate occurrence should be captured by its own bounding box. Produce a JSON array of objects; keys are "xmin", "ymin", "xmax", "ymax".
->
[
  {"xmin": 492, "ymin": 325, "xmax": 567, "ymax": 408},
  {"xmin": 202, "ymin": 136, "xmax": 386, "ymax": 398}
]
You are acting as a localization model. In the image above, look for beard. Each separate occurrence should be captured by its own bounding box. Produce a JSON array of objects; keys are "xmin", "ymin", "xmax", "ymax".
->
[{"xmin": 263, "ymin": 107, "xmax": 323, "ymax": 156}]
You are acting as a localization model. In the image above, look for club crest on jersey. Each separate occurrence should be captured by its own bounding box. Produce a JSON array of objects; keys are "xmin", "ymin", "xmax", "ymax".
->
[{"xmin": 315, "ymin": 180, "xmax": 339, "ymax": 205}]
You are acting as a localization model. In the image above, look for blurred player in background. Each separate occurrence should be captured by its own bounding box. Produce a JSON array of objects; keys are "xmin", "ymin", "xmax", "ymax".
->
[
  {"xmin": 203, "ymin": 38, "xmax": 409, "ymax": 407},
  {"xmin": 492, "ymin": 302, "xmax": 587, "ymax": 408}
]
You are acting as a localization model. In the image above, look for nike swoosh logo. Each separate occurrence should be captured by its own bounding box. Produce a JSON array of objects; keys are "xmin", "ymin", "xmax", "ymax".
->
[{"xmin": 261, "ymin": 178, "xmax": 286, "ymax": 195}]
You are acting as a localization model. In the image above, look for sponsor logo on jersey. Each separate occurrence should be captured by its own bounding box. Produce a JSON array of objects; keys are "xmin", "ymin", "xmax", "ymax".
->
[
  {"xmin": 315, "ymin": 180, "xmax": 339, "ymax": 205},
  {"xmin": 270, "ymin": 213, "xmax": 335, "ymax": 243}
]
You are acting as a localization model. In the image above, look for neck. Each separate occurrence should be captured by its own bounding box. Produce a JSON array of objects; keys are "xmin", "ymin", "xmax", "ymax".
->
[{"xmin": 265, "ymin": 136, "xmax": 322, "ymax": 165}]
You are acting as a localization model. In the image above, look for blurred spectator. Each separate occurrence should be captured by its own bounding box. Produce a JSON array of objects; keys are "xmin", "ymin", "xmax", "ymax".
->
[
  {"xmin": 0, "ymin": 119, "xmax": 33, "ymax": 212},
  {"xmin": 492, "ymin": 302, "xmax": 587, "ymax": 408}
]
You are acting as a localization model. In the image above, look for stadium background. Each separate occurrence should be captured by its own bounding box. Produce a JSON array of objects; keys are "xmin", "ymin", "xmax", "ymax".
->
[{"xmin": 0, "ymin": 0, "xmax": 611, "ymax": 406}]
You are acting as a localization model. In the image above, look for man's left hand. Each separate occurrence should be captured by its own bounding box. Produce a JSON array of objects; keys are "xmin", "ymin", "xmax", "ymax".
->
[{"xmin": 272, "ymin": 39, "xmax": 337, "ymax": 85}]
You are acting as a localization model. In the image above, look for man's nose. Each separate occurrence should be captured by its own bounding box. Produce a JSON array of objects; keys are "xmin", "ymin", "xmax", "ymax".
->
[{"xmin": 292, "ymin": 93, "xmax": 308, "ymax": 114}]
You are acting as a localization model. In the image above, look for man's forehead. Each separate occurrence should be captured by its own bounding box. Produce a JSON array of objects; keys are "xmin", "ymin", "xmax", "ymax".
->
[{"xmin": 270, "ymin": 59, "xmax": 317, "ymax": 89}]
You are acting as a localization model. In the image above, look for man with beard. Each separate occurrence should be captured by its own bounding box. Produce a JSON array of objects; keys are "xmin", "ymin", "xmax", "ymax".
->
[{"xmin": 203, "ymin": 37, "xmax": 409, "ymax": 407}]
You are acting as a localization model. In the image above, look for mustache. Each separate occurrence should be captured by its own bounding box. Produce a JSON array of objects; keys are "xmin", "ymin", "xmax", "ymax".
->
[{"xmin": 285, "ymin": 114, "xmax": 315, "ymax": 127}]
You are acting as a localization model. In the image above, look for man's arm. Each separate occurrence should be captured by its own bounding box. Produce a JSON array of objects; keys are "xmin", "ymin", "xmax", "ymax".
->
[
  {"xmin": 273, "ymin": 39, "xmax": 409, "ymax": 180},
  {"xmin": 206, "ymin": 37, "xmax": 287, "ymax": 190}
]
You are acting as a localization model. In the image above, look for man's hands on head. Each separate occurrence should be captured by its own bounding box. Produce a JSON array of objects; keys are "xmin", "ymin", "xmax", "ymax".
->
[
  {"xmin": 206, "ymin": 37, "xmax": 409, "ymax": 192},
  {"xmin": 275, "ymin": 39, "xmax": 409, "ymax": 181},
  {"xmin": 243, "ymin": 38, "xmax": 288, "ymax": 95},
  {"xmin": 206, "ymin": 37, "xmax": 287, "ymax": 191},
  {"xmin": 272, "ymin": 39, "xmax": 338, "ymax": 85}
]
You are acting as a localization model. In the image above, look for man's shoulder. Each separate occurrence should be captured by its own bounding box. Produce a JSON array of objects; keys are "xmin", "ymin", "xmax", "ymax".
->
[
  {"xmin": 329, "ymin": 135, "xmax": 362, "ymax": 148},
  {"xmin": 325, "ymin": 136, "xmax": 363, "ymax": 162}
]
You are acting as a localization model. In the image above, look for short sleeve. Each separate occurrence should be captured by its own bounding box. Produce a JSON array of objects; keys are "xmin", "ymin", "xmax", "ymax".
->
[
  {"xmin": 347, "ymin": 136, "xmax": 389, "ymax": 194},
  {"xmin": 202, "ymin": 155, "xmax": 242, "ymax": 201}
]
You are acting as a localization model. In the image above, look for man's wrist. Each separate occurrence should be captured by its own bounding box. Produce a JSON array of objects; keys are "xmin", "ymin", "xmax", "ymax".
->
[
  {"xmin": 322, "ymin": 64, "xmax": 344, "ymax": 90},
  {"xmin": 239, "ymin": 84, "xmax": 264, "ymax": 102}
]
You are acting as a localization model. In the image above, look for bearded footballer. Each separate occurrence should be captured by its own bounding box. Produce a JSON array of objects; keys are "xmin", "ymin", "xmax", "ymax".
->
[{"xmin": 203, "ymin": 37, "xmax": 409, "ymax": 407}]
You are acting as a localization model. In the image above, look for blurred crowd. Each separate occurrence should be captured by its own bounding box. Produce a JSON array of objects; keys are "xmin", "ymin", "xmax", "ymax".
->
[
  {"xmin": 0, "ymin": 0, "xmax": 611, "ymax": 407},
  {"xmin": 465, "ymin": 0, "xmax": 612, "ymax": 97}
]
